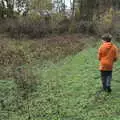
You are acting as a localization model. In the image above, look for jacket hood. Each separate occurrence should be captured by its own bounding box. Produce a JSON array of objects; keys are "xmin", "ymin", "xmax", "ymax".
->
[{"xmin": 103, "ymin": 42, "xmax": 112, "ymax": 49}]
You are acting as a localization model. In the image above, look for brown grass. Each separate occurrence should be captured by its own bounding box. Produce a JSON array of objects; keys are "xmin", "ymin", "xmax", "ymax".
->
[{"xmin": 0, "ymin": 34, "xmax": 96, "ymax": 79}]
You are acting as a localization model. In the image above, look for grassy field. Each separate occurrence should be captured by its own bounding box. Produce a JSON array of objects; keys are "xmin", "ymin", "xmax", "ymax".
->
[{"xmin": 0, "ymin": 40, "xmax": 120, "ymax": 120}]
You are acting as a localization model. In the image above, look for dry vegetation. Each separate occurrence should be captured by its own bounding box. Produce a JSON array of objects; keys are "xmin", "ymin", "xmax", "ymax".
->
[{"xmin": 0, "ymin": 34, "xmax": 96, "ymax": 79}]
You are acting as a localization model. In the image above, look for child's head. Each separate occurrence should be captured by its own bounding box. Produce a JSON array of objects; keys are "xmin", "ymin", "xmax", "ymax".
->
[{"xmin": 102, "ymin": 33, "xmax": 112, "ymax": 42}]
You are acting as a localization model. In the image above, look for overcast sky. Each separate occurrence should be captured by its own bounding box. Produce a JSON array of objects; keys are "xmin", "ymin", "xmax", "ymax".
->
[
  {"xmin": 53, "ymin": 0, "xmax": 73, "ymax": 9},
  {"xmin": 65, "ymin": 0, "xmax": 73, "ymax": 8}
]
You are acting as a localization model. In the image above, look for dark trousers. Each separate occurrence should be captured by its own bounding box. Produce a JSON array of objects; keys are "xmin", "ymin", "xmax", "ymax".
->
[{"xmin": 101, "ymin": 71, "xmax": 112, "ymax": 91}]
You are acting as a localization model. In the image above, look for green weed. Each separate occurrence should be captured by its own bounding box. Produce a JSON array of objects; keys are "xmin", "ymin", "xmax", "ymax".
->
[{"xmin": 0, "ymin": 42, "xmax": 120, "ymax": 120}]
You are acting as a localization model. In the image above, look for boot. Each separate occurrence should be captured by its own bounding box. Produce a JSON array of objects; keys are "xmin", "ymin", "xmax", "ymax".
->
[{"xmin": 107, "ymin": 87, "xmax": 112, "ymax": 93}]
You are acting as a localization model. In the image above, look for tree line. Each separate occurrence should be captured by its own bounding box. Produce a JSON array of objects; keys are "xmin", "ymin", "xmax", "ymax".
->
[
  {"xmin": 0, "ymin": 0, "xmax": 120, "ymax": 39},
  {"xmin": 0, "ymin": 0, "xmax": 120, "ymax": 19}
]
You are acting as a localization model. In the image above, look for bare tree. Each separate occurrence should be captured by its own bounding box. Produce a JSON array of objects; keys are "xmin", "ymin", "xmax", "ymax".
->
[{"xmin": 72, "ymin": 0, "xmax": 75, "ymax": 17}]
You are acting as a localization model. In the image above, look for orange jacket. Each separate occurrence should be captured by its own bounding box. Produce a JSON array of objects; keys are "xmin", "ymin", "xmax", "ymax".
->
[{"xmin": 98, "ymin": 42, "xmax": 118, "ymax": 71}]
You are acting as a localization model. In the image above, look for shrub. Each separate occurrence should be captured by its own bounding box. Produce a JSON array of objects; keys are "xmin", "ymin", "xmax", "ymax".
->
[
  {"xmin": 69, "ymin": 20, "xmax": 95, "ymax": 34},
  {"xmin": 111, "ymin": 11, "xmax": 120, "ymax": 41},
  {"xmin": 13, "ymin": 66, "xmax": 38, "ymax": 99},
  {"xmin": 57, "ymin": 17, "xmax": 70, "ymax": 34},
  {"xmin": 0, "ymin": 13, "xmax": 72, "ymax": 39},
  {"xmin": 0, "ymin": 16, "xmax": 52, "ymax": 39},
  {"xmin": 78, "ymin": 21, "xmax": 95, "ymax": 34},
  {"xmin": 93, "ymin": 8, "xmax": 114, "ymax": 36},
  {"xmin": 51, "ymin": 13, "xmax": 70, "ymax": 34},
  {"xmin": 69, "ymin": 21, "xmax": 78, "ymax": 33}
]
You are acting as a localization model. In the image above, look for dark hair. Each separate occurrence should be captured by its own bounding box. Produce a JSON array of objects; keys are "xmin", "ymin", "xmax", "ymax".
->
[{"xmin": 102, "ymin": 33, "xmax": 112, "ymax": 42}]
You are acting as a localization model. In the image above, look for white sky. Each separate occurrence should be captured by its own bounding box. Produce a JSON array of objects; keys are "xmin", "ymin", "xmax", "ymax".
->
[
  {"xmin": 53, "ymin": 0, "xmax": 73, "ymax": 9},
  {"xmin": 65, "ymin": 0, "xmax": 73, "ymax": 9},
  {"xmin": 2, "ymin": 0, "xmax": 73, "ymax": 11}
]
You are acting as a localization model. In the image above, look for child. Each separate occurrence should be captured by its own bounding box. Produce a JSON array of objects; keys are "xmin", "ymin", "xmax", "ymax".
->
[{"xmin": 98, "ymin": 33, "xmax": 118, "ymax": 92}]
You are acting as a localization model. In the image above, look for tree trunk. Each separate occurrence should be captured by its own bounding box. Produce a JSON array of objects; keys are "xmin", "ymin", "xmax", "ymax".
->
[
  {"xmin": 79, "ymin": 0, "xmax": 96, "ymax": 21},
  {"xmin": 72, "ymin": 0, "xmax": 75, "ymax": 18}
]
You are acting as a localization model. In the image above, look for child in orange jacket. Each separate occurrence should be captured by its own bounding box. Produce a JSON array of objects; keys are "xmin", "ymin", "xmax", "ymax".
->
[{"xmin": 98, "ymin": 34, "xmax": 118, "ymax": 92}]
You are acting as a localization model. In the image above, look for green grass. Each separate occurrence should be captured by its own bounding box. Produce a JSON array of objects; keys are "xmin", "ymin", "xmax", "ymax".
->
[
  {"xmin": 0, "ymin": 43, "xmax": 120, "ymax": 120},
  {"xmin": 0, "ymin": 35, "xmax": 86, "ymax": 79}
]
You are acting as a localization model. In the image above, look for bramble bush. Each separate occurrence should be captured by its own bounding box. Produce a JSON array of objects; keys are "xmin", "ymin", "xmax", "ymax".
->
[{"xmin": 0, "ymin": 13, "xmax": 71, "ymax": 39}]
